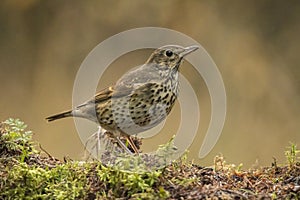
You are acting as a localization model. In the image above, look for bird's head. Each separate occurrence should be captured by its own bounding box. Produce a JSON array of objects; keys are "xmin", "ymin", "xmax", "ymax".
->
[{"xmin": 146, "ymin": 45, "xmax": 199, "ymax": 71}]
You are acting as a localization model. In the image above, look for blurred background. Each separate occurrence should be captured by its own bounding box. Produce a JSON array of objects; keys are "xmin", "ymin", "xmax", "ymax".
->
[{"xmin": 0, "ymin": 0, "xmax": 299, "ymax": 168}]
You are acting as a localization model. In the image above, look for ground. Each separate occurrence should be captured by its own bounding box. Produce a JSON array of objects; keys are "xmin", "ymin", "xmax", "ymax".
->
[{"xmin": 0, "ymin": 118, "xmax": 299, "ymax": 199}]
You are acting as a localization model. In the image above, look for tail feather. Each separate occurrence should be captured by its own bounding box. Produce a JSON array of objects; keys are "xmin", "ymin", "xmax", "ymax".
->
[{"xmin": 46, "ymin": 110, "xmax": 73, "ymax": 122}]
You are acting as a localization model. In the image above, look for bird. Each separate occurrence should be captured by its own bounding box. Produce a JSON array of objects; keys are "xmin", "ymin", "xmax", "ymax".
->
[{"xmin": 46, "ymin": 45, "xmax": 199, "ymax": 155}]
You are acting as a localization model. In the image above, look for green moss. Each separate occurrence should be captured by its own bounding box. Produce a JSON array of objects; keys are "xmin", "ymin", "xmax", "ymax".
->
[
  {"xmin": 1, "ymin": 162, "xmax": 87, "ymax": 199},
  {"xmin": 92, "ymin": 164, "xmax": 168, "ymax": 199},
  {"xmin": 0, "ymin": 159, "xmax": 168, "ymax": 199},
  {"xmin": 0, "ymin": 118, "xmax": 299, "ymax": 199},
  {"xmin": 0, "ymin": 119, "xmax": 169, "ymax": 199}
]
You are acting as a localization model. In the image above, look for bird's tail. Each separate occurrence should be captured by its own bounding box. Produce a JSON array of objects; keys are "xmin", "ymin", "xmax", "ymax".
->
[{"xmin": 46, "ymin": 110, "xmax": 72, "ymax": 122}]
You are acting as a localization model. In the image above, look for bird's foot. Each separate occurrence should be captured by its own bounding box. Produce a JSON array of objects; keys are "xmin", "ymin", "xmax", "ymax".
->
[{"xmin": 115, "ymin": 136, "xmax": 134, "ymax": 155}]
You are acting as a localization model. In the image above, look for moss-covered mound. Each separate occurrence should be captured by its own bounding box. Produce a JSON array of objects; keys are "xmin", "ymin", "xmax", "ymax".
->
[{"xmin": 0, "ymin": 119, "xmax": 299, "ymax": 199}]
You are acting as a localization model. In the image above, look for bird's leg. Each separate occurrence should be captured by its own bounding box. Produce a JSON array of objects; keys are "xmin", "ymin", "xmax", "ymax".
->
[
  {"xmin": 126, "ymin": 135, "xmax": 139, "ymax": 154},
  {"xmin": 95, "ymin": 127, "xmax": 102, "ymax": 156},
  {"xmin": 84, "ymin": 126, "xmax": 106, "ymax": 159},
  {"xmin": 85, "ymin": 128, "xmax": 138, "ymax": 156},
  {"xmin": 115, "ymin": 136, "xmax": 134, "ymax": 155},
  {"xmin": 84, "ymin": 133, "xmax": 95, "ymax": 160}
]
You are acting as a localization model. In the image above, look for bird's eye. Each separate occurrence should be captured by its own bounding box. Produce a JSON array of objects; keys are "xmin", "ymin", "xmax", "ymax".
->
[{"xmin": 165, "ymin": 50, "xmax": 173, "ymax": 57}]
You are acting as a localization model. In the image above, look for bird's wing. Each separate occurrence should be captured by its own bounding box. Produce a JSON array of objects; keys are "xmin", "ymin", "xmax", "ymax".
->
[
  {"xmin": 76, "ymin": 86, "xmax": 130, "ymax": 108},
  {"xmin": 95, "ymin": 82, "xmax": 157, "ymax": 103},
  {"xmin": 77, "ymin": 82, "xmax": 156, "ymax": 108},
  {"xmin": 115, "ymin": 63, "xmax": 162, "ymax": 89},
  {"xmin": 94, "ymin": 85, "xmax": 132, "ymax": 103},
  {"xmin": 77, "ymin": 63, "xmax": 160, "ymax": 108}
]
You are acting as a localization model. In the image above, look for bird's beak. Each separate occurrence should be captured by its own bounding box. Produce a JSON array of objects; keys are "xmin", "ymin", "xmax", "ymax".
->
[{"xmin": 180, "ymin": 45, "xmax": 199, "ymax": 57}]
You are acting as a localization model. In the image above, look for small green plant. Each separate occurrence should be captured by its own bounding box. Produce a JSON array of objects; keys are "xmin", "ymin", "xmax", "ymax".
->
[
  {"xmin": 285, "ymin": 143, "xmax": 299, "ymax": 168},
  {"xmin": 106, "ymin": 135, "xmax": 178, "ymax": 173},
  {"xmin": 1, "ymin": 118, "xmax": 37, "ymax": 161}
]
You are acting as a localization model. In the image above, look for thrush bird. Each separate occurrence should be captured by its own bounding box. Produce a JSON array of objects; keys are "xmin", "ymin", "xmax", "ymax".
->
[{"xmin": 46, "ymin": 45, "xmax": 199, "ymax": 155}]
